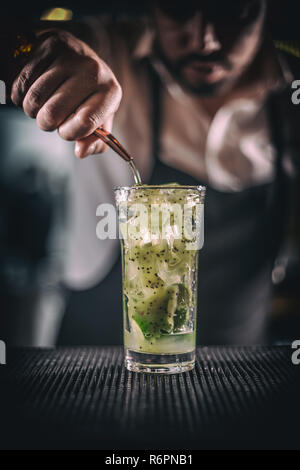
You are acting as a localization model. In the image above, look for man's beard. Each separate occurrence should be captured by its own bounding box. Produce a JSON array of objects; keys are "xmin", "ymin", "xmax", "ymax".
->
[{"xmin": 154, "ymin": 43, "xmax": 233, "ymax": 96}]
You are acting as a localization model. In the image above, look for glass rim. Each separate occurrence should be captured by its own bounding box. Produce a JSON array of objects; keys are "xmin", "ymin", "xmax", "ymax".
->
[{"xmin": 114, "ymin": 184, "xmax": 206, "ymax": 192}]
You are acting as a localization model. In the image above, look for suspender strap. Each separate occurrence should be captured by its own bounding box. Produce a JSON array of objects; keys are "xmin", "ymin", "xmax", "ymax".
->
[
  {"xmin": 144, "ymin": 58, "xmax": 162, "ymax": 163},
  {"xmin": 266, "ymin": 89, "xmax": 292, "ymax": 259}
]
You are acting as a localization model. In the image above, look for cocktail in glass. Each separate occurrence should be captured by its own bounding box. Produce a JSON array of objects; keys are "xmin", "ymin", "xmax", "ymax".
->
[{"xmin": 115, "ymin": 184, "xmax": 206, "ymax": 373}]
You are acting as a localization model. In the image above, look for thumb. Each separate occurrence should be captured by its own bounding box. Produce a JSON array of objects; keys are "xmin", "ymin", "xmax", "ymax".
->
[{"xmin": 74, "ymin": 115, "xmax": 114, "ymax": 159}]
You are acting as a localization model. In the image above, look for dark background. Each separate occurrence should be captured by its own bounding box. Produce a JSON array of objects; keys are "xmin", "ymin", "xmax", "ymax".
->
[{"xmin": 3, "ymin": 0, "xmax": 300, "ymax": 39}]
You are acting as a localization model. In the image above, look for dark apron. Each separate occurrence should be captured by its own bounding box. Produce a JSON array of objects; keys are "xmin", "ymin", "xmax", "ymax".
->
[{"xmin": 58, "ymin": 61, "xmax": 287, "ymax": 346}]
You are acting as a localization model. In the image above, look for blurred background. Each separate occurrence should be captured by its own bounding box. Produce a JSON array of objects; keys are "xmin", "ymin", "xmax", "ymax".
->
[
  {"xmin": 1, "ymin": 0, "xmax": 300, "ymax": 347},
  {"xmin": 3, "ymin": 0, "xmax": 300, "ymax": 36}
]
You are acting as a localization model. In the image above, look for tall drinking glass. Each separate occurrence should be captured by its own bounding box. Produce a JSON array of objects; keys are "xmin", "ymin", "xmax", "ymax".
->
[{"xmin": 115, "ymin": 185, "xmax": 206, "ymax": 373}]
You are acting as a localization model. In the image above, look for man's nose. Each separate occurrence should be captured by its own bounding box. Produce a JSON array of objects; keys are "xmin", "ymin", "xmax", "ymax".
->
[{"xmin": 186, "ymin": 11, "xmax": 221, "ymax": 54}]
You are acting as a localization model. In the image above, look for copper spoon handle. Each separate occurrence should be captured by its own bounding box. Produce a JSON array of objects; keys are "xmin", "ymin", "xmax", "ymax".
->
[
  {"xmin": 93, "ymin": 127, "xmax": 132, "ymax": 162},
  {"xmin": 93, "ymin": 126, "xmax": 142, "ymax": 184}
]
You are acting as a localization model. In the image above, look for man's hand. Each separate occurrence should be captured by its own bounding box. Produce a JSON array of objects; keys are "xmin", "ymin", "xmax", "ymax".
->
[{"xmin": 11, "ymin": 30, "xmax": 122, "ymax": 158}]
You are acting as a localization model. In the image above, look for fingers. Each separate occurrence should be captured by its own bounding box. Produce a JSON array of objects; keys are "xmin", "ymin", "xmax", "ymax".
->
[
  {"xmin": 35, "ymin": 72, "xmax": 101, "ymax": 131},
  {"xmin": 74, "ymin": 134, "xmax": 105, "ymax": 158},
  {"xmin": 74, "ymin": 115, "xmax": 114, "ymax": 158},
  {"xmin": 9, "ymin": 29, "xmax": 123, "ymax": 158},
  {"xmin": 11, "ymin": 34, "xmax": 61, "ymax": 106},
  {"xmin": 22, "ymin": 65, "xmax": 69, "ymax": 120},
  {"xmin": 58, "ymin": 82, "xmax": 121, "ymax": 141}
]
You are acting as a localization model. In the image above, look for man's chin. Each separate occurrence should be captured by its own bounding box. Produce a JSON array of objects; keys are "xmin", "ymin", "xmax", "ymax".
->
[
  {"xmin": 184, "ymin": 63, "xmax": 227, "ymax": 83},
  {"xmin": 178, "ymin": 75, "xmax": 230, "ymax": 97},
  {"xmin": 180, "ymin": 66, "xmax": 231, "ymax": 96}
]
